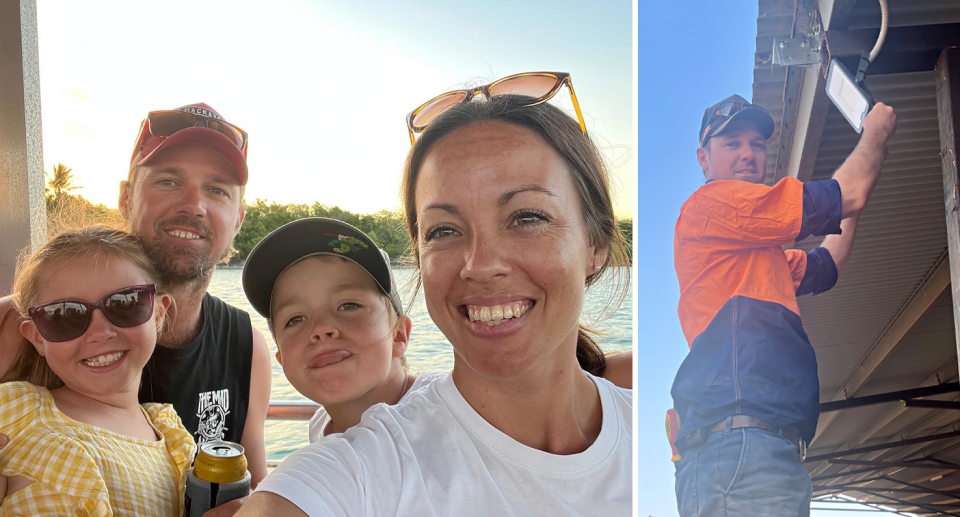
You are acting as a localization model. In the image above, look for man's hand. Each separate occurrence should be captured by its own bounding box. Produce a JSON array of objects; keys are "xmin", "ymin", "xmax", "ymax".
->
[
  {"xmin": 202, "ymin": 496, "xmax": 247, "ymax": 516},
  {"xmin": 862, "ymin": 102, "xmax": 897, "ymax": 148},
  {"xmin": 0, "ymin": 433, "xmax": 7, "ymax": 449}
]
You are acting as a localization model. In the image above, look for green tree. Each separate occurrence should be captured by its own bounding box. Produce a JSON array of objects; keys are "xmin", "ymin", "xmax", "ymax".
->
[
  {"xmin": 231, "ymin": 200, "xmax": 412, "ymax": 265},
  {"xmin": 46, "ymin": 163, "xmax": 80, "ymax": 204}
]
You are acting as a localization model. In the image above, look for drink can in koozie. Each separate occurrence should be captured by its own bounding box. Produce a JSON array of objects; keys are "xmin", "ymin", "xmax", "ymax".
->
[{"xmin": 185, "ymin": 440, "xmax": 251, "ymax": 516}]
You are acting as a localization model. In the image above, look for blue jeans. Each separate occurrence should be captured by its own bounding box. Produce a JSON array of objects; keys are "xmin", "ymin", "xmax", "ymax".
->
[{"xmin": 674, "ymin": 422, "xmax": 812, "ymax": 516}]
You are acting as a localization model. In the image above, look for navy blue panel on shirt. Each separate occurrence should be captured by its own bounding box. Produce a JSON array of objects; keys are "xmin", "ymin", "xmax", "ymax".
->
[
  {"xmin": 797, "ymin": 247, "xmax": 838, "ymax": 296},
  {"xmin": 797, "ymin": 179, "xmax": 842, "ymax": 241},
  {"xmin": 671, "ymin": 296, "xmax": 820, "ymax": 443}
]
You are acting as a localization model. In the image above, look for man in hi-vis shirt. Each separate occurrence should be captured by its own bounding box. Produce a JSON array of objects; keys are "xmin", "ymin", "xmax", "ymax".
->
[{"xmin": 671, "ymin": 94, "xmax": 896, "ymax": 516}]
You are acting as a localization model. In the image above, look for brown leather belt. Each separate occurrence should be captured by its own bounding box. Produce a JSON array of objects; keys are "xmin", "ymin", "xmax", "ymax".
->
[{"xmin": 677, "ymin": 415, "xmax": 806, "ymax": 461}]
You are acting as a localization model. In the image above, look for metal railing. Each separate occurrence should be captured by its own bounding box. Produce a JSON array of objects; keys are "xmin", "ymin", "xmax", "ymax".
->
[
  {"xmin": 266, "ymin": 401, "xmax": 320, "ymax": 469},
  {"xmin": 267, "ymin": 400, "xmax": 319, "ymax": 421}
]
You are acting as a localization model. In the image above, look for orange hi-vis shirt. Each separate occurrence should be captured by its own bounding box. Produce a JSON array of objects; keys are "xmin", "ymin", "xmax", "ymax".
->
[{"xmin": 676, "ymin": 177, "xmax": 806, "ymax": 346}]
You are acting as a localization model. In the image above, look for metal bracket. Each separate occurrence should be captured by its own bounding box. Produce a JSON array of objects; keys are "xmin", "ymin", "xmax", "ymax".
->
[{"xmin": 773, "ymin": 31, "xmax": 822, "ymax": 67}]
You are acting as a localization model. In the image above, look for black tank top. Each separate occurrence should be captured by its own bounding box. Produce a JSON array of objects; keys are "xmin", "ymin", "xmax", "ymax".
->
[{"xmin": 139, "ymin": 293, "xmax": 253, "ymax": 446}]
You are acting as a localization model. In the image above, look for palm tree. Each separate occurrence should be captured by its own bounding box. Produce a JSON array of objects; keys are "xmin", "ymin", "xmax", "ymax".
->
[{"xmin": 46, "ymin": 163, "xmax": 80, "ymax": 203}]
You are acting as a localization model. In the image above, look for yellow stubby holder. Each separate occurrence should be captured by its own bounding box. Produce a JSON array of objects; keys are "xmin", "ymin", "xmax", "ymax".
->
[{"xmin": 666, "ymin": 409, "xmax": 681, "ymax": 462}]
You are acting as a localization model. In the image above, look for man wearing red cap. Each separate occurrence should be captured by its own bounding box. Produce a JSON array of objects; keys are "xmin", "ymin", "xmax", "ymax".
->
[
  {"xmin": 0, "ymin": 103, "xmax": 270, "ymax": 492},
  {"xmin": 670, "ymin": 95, "xmax": 896, "ymax": 515},
  {"xmin": 121, "ymin": 103, "xmax": 270, "ymax": 488}
]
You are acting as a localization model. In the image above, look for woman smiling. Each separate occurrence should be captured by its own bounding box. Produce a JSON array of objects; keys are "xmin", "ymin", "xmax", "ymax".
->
[{"xmin": 241, "ymin": 79, "xmax": 632, "ymax": 516}]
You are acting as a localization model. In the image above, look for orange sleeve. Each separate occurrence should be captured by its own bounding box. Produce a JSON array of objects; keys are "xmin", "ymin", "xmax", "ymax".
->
[
  {"xmin": 678, "ymin": 177, "xmax": 804, "ymax": 251},
  {"xmin": 784, "ymin": 249, "xmax": 808, "ymax": 292}
]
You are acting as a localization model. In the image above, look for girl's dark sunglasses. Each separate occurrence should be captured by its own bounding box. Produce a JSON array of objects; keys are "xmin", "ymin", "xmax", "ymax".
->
[{"xmin": 27, "ymin": 285, "xmax": 157, "ymax": 343}]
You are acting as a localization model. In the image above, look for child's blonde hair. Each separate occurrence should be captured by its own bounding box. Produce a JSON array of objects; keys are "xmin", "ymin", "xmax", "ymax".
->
[{"xmin": 1, "ymin": 226, "xmax": 165, "ymax": 389}]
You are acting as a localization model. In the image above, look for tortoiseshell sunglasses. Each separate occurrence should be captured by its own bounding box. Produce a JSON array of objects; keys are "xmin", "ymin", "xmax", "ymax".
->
[{"xmin": 405, "ymin": 71, "xmax": 587, "ymax": 146}]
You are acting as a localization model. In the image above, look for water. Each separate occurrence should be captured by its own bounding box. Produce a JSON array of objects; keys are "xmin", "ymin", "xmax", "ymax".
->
[{"xmin": 207, "ymin": 268, "xmax": 634, "ymax": 462}]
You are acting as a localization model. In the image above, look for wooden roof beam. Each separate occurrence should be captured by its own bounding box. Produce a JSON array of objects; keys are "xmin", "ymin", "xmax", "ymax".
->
[{"xmin": 938, "ymin": 47, "xmax": 960, "ymax": 388}]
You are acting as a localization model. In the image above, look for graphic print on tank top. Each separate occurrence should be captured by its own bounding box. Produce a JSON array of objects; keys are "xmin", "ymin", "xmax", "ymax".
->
[
  {"xmin": 138, "ymin": 294, "xmax": 253, "ymax": 446},
  {"xmin": 196, "ymin": 388, "xmax": 231, "ymax": 443}
]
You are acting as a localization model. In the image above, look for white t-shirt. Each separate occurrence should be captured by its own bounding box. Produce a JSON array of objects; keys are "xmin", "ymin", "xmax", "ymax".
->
[
  {"xmin": 307, "ymin": 372, "xmax": 443, "ymax": 443},
  {"xmin": 258, "ymin": 372, "xmax": 632, "ymax": 516}
]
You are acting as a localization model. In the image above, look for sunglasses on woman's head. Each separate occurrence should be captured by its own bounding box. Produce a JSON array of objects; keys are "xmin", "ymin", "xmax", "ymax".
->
[
  {"xmin": 405, "ymin": 71, "xmax": 587, "ymax": 146},
  {"xmin": 27, "ymin": 285, "xmax": 157, "ymax": 343}
]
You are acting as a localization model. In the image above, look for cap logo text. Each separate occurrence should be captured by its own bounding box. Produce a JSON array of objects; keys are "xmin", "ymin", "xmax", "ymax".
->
[{"xmin": 179, "ymin": 106, "xmax": 222, "ymax": 120}]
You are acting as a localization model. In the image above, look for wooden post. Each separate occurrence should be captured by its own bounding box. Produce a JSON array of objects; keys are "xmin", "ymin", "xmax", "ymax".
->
[
  {"xmin": 0, "ymin": 0, "xmax": 46, "ymax": 295},
  {"xmin": 937, "ymin": 47, "xmax": 960, "ymax": 360}
]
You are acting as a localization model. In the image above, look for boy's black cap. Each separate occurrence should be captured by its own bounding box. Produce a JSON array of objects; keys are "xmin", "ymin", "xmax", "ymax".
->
[
  {"xmin": 242, "ymin": 217, "xmax": 403, "ymax": 320},
  {"xmin": 698, "ymin": 94, "xmax": 775, "ymax": 146}
]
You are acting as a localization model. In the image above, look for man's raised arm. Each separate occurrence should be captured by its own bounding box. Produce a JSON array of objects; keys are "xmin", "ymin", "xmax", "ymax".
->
[
  {"xmin": 789, "ymin": 103, "xmax": 896, "ymax": 296},
  {"xmin": 832, "ymin": 102, "xmax": 897, "ymax": 219},
  {"xmin": 821, "ymin": 215, "xmax": 861, "ymax": 278}
]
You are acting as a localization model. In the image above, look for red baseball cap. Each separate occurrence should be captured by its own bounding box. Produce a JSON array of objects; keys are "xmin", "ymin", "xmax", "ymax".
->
[{"xmin": 132, "ymin": 103, "xmax": 248, "ymax": 186}]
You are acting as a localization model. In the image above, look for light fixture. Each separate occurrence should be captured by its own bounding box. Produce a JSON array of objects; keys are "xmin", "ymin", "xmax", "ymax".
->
[
  {"xmin": 826, "ymin": 54, "xmax": 873, "ymax": 134},
  {"xmin": 825, "ymin": 0, "xmax": 888, "ymax": 133}
]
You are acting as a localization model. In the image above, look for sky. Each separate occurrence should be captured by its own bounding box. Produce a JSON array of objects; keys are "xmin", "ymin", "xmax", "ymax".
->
[{"xmin": 33, "ymin": 0, "xmax": 633, "ymax": 219}]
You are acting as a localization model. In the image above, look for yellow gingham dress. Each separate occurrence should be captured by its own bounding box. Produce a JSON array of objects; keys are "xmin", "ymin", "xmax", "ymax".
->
[{"xmin": 0, "ymin": 381, "xmax": 196, "ymax": 516}]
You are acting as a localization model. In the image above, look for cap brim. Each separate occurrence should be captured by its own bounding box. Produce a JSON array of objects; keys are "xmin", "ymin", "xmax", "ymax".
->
[
  {"xmin": 241, "ymin": 218, "xmax": 400, "ymax": 320},
  {"xmin": 710, "ymin": 107, "xmax": 775, "ymax": 141},
  {"xmin": 137, "ymin": 127, "xmax": 248, "ymax": 186}
]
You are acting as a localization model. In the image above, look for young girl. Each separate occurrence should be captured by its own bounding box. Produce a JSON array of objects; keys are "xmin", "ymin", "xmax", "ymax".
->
[{"xmin": 0, "ymin": 226, "xmax": 196, "ymax": 516}]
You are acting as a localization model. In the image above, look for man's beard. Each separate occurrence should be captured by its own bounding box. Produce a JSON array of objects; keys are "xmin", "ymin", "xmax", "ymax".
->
[
  {"xmin": 141, "ymin": 217, "xmax": 227, "ymax": 286},
  {"xmin": 143, "ymin": 240, "xmax": 219, "ymax": 285}
]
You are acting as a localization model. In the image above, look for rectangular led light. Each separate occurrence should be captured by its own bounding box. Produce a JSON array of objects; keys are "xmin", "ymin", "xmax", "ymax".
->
[{"xmin": 826, "ymin": 59, "xmax": 872, "ymax": 134}]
